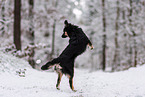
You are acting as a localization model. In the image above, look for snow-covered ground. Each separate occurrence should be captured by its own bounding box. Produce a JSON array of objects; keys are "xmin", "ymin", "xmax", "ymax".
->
[{"xmin": 0, "ymin": 51, "xmax": 145, "ymax": 97}]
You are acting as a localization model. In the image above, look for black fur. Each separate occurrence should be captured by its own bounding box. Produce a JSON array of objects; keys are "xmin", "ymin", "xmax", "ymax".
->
[{"xmin": 41, "ymin": 20, "xmax": 93, "ymax": 91}]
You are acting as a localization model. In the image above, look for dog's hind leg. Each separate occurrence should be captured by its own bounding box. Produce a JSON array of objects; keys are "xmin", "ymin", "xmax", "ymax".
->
[
  {"xmin": 41, "ymin": 58, "xmax": 61, "ymax": 70},
  {"xmin": 68, "ymin": 76, "xmax": 77, "ymax": 92},
  {"xmin": 56, "ymin": 71, "xmax": 63, "ymax": 90},
  {"xmin": 49, "ymin": 57, "xmax": 61, "ymax": 64}
]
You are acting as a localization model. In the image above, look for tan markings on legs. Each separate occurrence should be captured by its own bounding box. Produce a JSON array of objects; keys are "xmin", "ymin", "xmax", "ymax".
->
[
  {"xmin": 69, "ymin": 77, "xmax": 77, "ymax": 92},
  {"xmin": 71, "ymin": 78, "xmax": 74, "ymax": 90},
  {"xmin": 55, "ymin": 64, "xmax": 62, "ymax": 69},
  {"xmin": 48, "ymin": 65, "xmax": 54, "ymax": 69},
  {"xmin": 66, "ymin": 74, "xmax": 71, "ymax": 79},
  {"xmin": 56, "ymin": 71, "xmax": 63, "ymax": 90},
  {"xmin": 48, "ymin": 64, "xmax": 57, "ymax": 69},
  {"xmin": 55, "ymin": 64, "xmax": 62, "ymax": 73},
  {"xmin": 88, "ymin": 44, "xmax": 94, "ymax": 50}
]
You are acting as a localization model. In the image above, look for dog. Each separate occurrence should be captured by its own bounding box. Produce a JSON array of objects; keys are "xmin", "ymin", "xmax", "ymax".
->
[{"xmin": 41, "ymin": 20, "xmax": 93, "ymax": 92}]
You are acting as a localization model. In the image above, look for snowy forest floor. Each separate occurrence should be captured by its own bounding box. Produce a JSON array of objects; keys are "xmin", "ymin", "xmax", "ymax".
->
[{"xmin": 0, "ymin": 52, "xmax": 145, "ymax": 97}]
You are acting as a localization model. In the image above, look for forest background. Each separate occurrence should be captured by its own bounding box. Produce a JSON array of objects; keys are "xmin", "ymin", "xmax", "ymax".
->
[{"xmin": 0, "ymin": 0, "xmax": 145, "ymax": 72}]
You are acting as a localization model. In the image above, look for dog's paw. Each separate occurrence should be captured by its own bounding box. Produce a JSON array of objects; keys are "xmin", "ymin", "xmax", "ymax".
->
[
  {"xmin": 41, "ymin": 65, "xmax": 49, "ymax": 70},
  {"xmin": 90, "ymin": 45, "xmax": 94, "ymax": 50},
  {"xmin": 56, "ymin": 87, "xmax": 60, "ymax": 90},
  {"xmin": 72, "ymin": 90, "xmax": 77, "ymax": 92}
]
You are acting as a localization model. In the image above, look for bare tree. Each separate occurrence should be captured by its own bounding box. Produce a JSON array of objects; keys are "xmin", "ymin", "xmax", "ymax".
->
[
  {"xmin": 28, "ymin": 0, "xmax": 35, "ymax": 68},
  {"xmin": 51, "ymin": 0, "xmax": 58, "ymax": 58},
  {"xmin": 112, "ymin": 0, "xmax": 120, "ymax": 71},
  {"xmin": 14, "ymin": 0, "xmax": 21, "ymax": 50},
  {"xmin": 51, "ymin": 19, "xmax": 56, "ymax": 57},
  {"xmin": 128, "ymin": 0, "xmax": 137, "ymax": 67},
  {"xmin": 0, "ymin": 0, "xmax": 5, "ymax": 36},
  {"xmin": 102, "ymin": 0, "xmax": 107, "ymax": 71}
]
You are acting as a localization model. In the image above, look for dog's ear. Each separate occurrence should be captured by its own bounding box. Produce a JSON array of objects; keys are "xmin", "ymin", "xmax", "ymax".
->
[{"xmin": 64, "ymin": 20, "xmax": 69, "ymax": 26}]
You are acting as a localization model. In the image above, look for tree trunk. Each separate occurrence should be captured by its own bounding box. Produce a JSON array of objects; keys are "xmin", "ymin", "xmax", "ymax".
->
[
  {"xmin": 28, "ymin": 0, "xmax": 35, "ymax": 68},
  {"xmin": 112, "ymin": 0, "xmax": 120, "ymax": 71},
  {"xmin": 102, "ymin": 0, "xmax": 107, "ymax": 71},
  {"xmin": 133, "ymin": 37, "xmax": 137, "ymax": 67},
  {"xmin": 50, "ymin": 0, "xmax": 58, "ymax": 59},
  {"xmin": 129, "ymin": 0, "xmax": 137, "ymax": 67},
  {"xmin": 51, "ymin": 19, "xmax": 56, "ymax": 58},
  {"xmin": 14, "ymin": 0, "xmax": 21, "ymax": 50},
  {"xmin": 29, "ymin": 0, "xmax": 34, "ymax": 45},
  {"xmin": 0, "ymin": 0, "xmax": 5, "ymax": 36}
]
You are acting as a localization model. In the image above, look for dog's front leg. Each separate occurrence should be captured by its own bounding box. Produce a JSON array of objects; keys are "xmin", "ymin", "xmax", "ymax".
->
[
  {"xmin": 56, "ymin": 71, "xmax": 63, "ymax": 90},
  {"xmin": 88, "ymin": 43, "xmax": 94, "ymax": 50}
]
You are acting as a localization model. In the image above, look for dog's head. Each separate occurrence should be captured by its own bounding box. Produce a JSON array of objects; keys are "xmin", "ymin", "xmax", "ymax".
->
[{"xmin": 62, "ymin": 20, "xmax": 78, "ymax": 38}]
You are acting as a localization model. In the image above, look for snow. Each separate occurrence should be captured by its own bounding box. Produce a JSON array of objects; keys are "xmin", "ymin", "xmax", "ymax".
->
[{"xmin": 0, "ymin": 51, "xmax": 145, "ymax": 97}]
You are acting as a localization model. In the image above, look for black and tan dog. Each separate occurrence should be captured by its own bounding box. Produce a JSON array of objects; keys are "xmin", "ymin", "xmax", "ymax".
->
[{"xmin": 41, "ymin": 20, "xmax": 93, "ymax": 92}]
